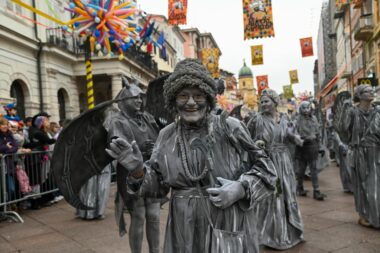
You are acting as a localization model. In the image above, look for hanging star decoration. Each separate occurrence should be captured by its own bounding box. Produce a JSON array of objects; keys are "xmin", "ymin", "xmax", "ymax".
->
[{"xmin": 63, "ymin": 0, "xmax": 145, "ymax": 60}]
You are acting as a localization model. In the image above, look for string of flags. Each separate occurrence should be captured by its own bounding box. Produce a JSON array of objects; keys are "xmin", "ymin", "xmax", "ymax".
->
[{"xmin": 11, "ymin": 0, "xmax": 315, "ymax": 97}]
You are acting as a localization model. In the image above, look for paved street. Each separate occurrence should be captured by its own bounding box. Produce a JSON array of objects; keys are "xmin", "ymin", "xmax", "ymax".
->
[{"xmin": 0, "ymin": 162, "xmax": 379, "ymax": 253}]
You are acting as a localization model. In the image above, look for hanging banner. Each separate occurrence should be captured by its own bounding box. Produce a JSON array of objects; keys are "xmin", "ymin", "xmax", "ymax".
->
[
  {"xmin": 289, "ymin": 70, "xmax": 299, "ymax": 84},
  {"xmin": 251, "ymin": 45, "xmax": 264, "ymax": 65},
  {"xmin": 300, "ymin": 37, "xmax": 314, "ymax": 57},
  {"xmin": 256, "ymin": 75, "xmax": 269, "ymax": 96},
  {"xmin": 243, "ymin": 0, "xmax": 275, "ymax": 40},
  {"xmin": 168, "ymin": 0, "xmax": 188, "ymax": 25},
  {"xmin": 283, "ymin": 85, "xmax": 294, "ymax": 99},
  {"xmin": 201, "ymin": 48, "xmax": 220, "ymax": 78},
  {"xmin": 335, "ymin": 0, "xmax": 349, "ymax": 7}
]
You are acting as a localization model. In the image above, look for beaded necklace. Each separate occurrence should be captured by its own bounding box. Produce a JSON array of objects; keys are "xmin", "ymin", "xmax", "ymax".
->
[{"xmin": 177, "ymin": 116, "xmax": 215, "ymax": 182}]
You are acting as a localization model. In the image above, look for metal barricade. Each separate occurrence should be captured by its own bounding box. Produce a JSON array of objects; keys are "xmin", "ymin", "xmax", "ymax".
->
[{"xmin": 0, "ymin": 150, "xmax": 57, "ymax": 223}]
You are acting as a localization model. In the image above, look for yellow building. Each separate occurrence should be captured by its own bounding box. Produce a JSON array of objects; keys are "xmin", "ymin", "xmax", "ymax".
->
[{"xmin": 238, "ymin": 60, "xmax": 258, "ymax": 110}]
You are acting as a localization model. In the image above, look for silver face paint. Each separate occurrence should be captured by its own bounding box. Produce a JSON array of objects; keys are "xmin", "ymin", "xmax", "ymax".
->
[{"xmin": 175, "ymin": 87, "xmax": 208, "ymax": 124}]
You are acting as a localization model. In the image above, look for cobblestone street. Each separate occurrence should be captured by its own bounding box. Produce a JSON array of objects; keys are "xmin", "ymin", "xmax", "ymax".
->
[{"xmin": 0, "ymin": 162, "xmax": 379, "ymax": 253}]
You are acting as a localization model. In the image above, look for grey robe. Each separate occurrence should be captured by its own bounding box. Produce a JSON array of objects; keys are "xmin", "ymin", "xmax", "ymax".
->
[
  {"xmin": 248, "ymin": 113, "xmax": 303, "ymax": 249},
  {"xmin": 130, "ymin": 114, "xmax": 277, "ymax": 253},
  {"xmin": 76, "ymin": 164, "xmax": 111, "ymax": 219},
  {"xmin": 331, "ymin": 131, "xmax": 352, "ymax": 193},
  {"xmin": 343, "ymin": 106, "xmax": 380, "ymax": 227}
]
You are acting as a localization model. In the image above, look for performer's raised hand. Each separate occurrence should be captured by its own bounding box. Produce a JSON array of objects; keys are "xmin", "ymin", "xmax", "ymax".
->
[
  {"xmin": 106, "ymin": 138, "xmax": 143, "ymax": 173},
  {"xmin": 207, "ymin": 177, "xmax": 245, "ymax": 209}
]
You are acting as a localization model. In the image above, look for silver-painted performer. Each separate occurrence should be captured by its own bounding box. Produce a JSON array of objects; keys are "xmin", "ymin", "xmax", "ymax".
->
[
  {"xmin": 106, "ymin": 59, "xmax": 277, "ymax": 253},
  {"xmin": 109, "ymin": 78, "xmax": 161, "ymax": 253},
  {"xmin": 248, "ymin": 89, "xmax": 304, "ymax": 250},
  {"xmin": 331, "ymin": 91, "xmax": 353, "ymax": 193},
  {"xmin": 339, "ymin": 84, "xmax": 380, "ymax": 228},
  {"xmin": 295, "ymin": 101, "xmax": 326, "ymax": 200}
]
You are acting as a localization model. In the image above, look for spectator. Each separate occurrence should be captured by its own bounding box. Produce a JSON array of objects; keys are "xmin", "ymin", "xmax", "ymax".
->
[
  {"xmin": 23, "ymin": 117, "xmax": 33, "ymax": 144},
  {"xmin": 24, "ymin": 115, "xmax": 56, "ymax": 209},
  {"xmin": 0, "ymin": 118, "xmax": 19, "ymax": 201},
  {"xmin": 3, "ymin": 103, "xmax": 21, "ymax": 123},
  {"xmin": 8, "ymin": 121, "xmax": 31, "ymax": 153},
  {"xmin": 48, "ymin": 122, "xmax": 60, "ymax": 140}
]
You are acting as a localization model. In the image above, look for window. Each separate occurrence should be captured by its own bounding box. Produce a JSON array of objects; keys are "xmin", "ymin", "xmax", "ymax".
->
[
  {"xmin": 58, "ymin": 89, "xmax": 66, "ymax": 121},
  {"xmin": 243, "ymin": 81, "xmax": 246, "ymax": 87}
]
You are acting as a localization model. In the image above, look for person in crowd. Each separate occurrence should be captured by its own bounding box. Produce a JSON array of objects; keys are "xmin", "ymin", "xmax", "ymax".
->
[
  {"xmin": 24, "ymin": 115, "xmax": 56, "ymax": 209},
  {"xmin": 247, "ymin": 89, "xmax": 304, "ymax": 250},
  {"xmin": 0, "ymin": 118, "xmax": 19, "ymax": 201},
  {"xmin": 103, "ymin": 59, "xmax": 277, "ymax": 252},
  {"xmin": 294, "ymin": 101, "xmax": 326, "ymax": 201},
  {"xmin": 3, "ymin": 103, "xmax": 21, "ymax": 123},
  {"xmin": 23, "ymin": 117, "xmax": 33, "ymax": 145},
  {"xmin": 339, "ymin": 84, "xmax": 380, "ymax": 228},
  {"xmin": 107, "ymin": 77, "xmax": 161, "ymax": 253},
  {"xmin": 48, "ymin": 122, "xmax": 60, "ymax": 140},
  {"xmin": 8, "ymin": 121, "xmax": 31, "ymax": 153}
]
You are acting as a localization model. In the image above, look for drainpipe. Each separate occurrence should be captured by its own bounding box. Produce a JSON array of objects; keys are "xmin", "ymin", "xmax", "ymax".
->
[{"xmin": 32, "ymin": 0, "xmax": 43, "ymax": 112}]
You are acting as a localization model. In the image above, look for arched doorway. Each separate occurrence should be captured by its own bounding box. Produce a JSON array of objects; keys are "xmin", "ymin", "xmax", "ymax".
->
[
  {"xmin": 10, "ymin": 80, "xmax": 25, "ymax": 119},
  {"xmin": 57, "ymin": 88, "xmax": 69, "ymax": 122}
]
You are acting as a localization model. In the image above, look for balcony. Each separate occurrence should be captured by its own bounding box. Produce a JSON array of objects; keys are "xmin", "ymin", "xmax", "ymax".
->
[
  {"xmin": 354, "ymin": 14, "xmax": 374, "ymax": 41},
  {"xmin": 334, "ymin": 10, "xmax": 345, "ymax": 19},
  {"xmin": 46, "ymin": 28, "xmax": 158, "ymax": 76}
]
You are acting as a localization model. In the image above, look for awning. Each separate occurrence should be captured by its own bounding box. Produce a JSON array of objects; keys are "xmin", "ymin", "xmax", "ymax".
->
[{"xmin": 318, "ymin": 75, "xmax": 338, "ymax": 100}]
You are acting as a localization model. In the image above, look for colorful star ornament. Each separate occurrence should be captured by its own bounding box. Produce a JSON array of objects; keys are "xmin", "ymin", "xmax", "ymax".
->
[{"xmin": 63, "ymin": 0, "xmax": 145, "ymax": 60}]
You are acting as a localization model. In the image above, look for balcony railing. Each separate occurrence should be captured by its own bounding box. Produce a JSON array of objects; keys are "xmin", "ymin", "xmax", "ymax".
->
[
  {"xmin": 354, "ymin": 14, "xmax": 374, "ymax": 41},
  {"xmin": 46, "ymin": 28, "xmax": 158, "ymax": 75}
]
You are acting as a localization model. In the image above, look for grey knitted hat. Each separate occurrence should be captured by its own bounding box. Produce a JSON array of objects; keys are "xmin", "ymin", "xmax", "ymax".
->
[
  {"xmin": 353, "ymin": 84, "xmax": 371, "ymax": 103},
  {"xmin": 260, "ymin": 88, "xmax": 280, "ymax": 106},
  {"xmin": 163, "ymin": 58, "xmax": 216, "ymax": 114}
]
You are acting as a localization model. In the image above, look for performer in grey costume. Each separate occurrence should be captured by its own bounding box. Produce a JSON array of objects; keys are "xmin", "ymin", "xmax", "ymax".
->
[
  {"xmin": 339, "ymin": 84, "xmax": 380, "ymax": 228},
  {"xmin": 106, "ymin": 59, "xmax": 277, "ymax": 253},
  {"xmin": 76, "ymin": 165, "xmax": 111, "ymax": 219},
  {"xmin": 295, "ymin": 101, "xmax": 326, "ymax": 201},
  {"xmin": 332, "ymin": 91, "xmax": 353, "ymax": 193},
  {"xmin": 248, "ymin": 89, "xmax": 304, "ymax": 250},
  {"xmin": 109, "ymin": 78, "xmax": 161, "ymax": 253}
]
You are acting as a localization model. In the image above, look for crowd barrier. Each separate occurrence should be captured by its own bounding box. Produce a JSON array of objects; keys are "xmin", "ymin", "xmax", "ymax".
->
[
  {"xmin": 0, "ymin": 150, "xmax": 117, "ymax": 223},
  {"xmin": 0, "ymin": 150, "xmax": 57, "ymax": 223}
]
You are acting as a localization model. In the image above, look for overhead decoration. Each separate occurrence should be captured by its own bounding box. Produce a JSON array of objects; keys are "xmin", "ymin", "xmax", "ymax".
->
[
  {"xmin": 251, "ymin": 45, "xmax": 264, "ymax": 65},
  {"xmin": 201, "ymin": 48, "xmax": 220, "ymax": 78},
  {"xmin": 243, "ymin": 0, "xmax": 275, "ymax": 40},
  {"xmin": 12, "ymin": 0, "xmax": 67, "ymax": 25},
  {"xmin": 256, "ymin": 75, "xmax": 269, "ymax": 96},
  {"xmin": 300, "ymin": 37, "xmax": 314, "ymax": 57},
  {"xmin": 283, "ymin": 85, "xmax": 294, "ymax": 99},
  {"xmin": 63, "ymin": 0, "xmax": 145, "ymax": 59},
  {"xmin": 168, "ymin": 0, "xmax": 188, "ymax": 25},
  {"xmin": 289, "ymin": 70, "xmax": 299, "ymax": 84},
  {"xmin": 12, "ymin": 0, "xmax": 146, "ymax": 60}
]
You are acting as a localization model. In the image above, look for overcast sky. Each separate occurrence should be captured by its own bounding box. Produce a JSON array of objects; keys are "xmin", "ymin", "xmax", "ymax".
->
[{"xmin": 137, "ymin": 0, "xmax": 324, "ymax": 95}]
